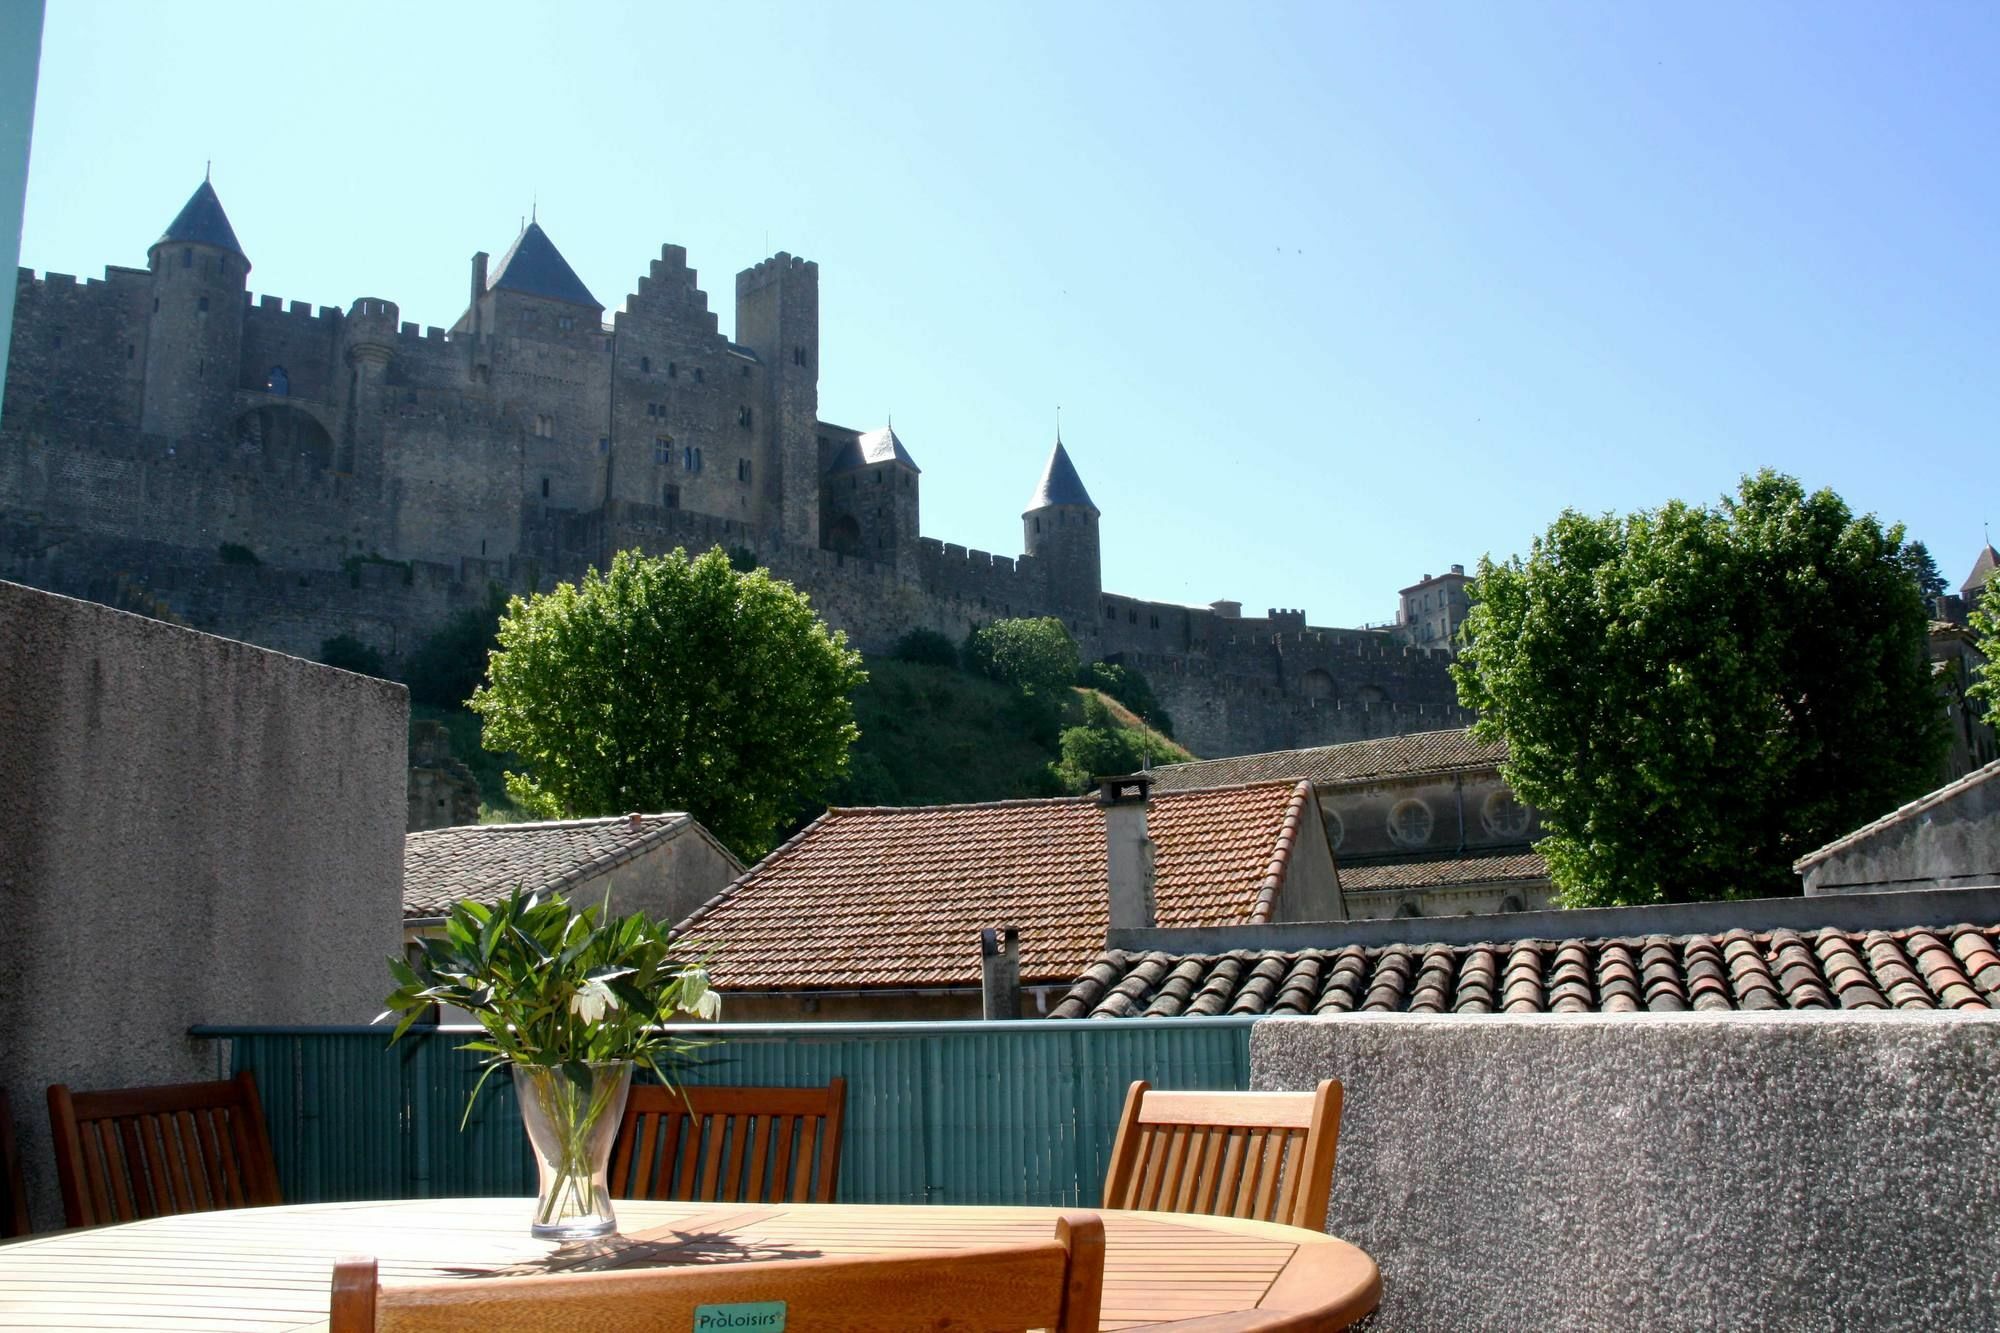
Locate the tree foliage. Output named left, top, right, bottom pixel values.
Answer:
left=1968, top=588, right=2000, bottom=720
left=1453, top=470, right=1944, bottom=906
left=404, top=584, right=511, bottom=709
left=319, top=633, right=386, bottom=678
left=1050, top=692, right=1184, bottom=793
left=966, top=617, right=1080, bottom=696
left=890, top=627, right=959, bottom=668
left=470, top=547, right=867, bottom=862
left=1079, top=660, right=1174, bottom=738
left=1902, top=540, right=1948, bottom=604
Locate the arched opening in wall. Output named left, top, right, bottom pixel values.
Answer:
left=1354, top=684, right=1389, bottom=708
left=234, top=404, right=334, bottom=473
left=1396, top=900, right=1424, bottom=918
left=1301, top=668, right=1335, bottom=699
left=264, top=366, right=289, bottom=396
left=827, top=515, right=862, bottom=557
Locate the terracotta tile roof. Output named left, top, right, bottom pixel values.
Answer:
left=1145, top=728, right=1505, bottom=793
left=680, top=781, right=1320, bottom=991
left=403, top=813, right=732, bottom=919
left=1339, top=849, right=1550, bottom=893
left=1051, top=925, right=2000, bottom=1018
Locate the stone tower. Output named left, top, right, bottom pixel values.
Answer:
left=1023, top=437, right=1101, bottom=612
left=140, top=178, right=248, bottom=439
left=734, top=254, right=819, bottom=548
left=824, top=423, right=921, bottom=568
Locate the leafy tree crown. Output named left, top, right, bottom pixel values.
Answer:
left=470, top=547, right=866, bottom=862
left=966, top=617, right=1080, bottom=696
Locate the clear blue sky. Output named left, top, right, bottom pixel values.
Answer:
left=19, top=1, right=1996, bottom=625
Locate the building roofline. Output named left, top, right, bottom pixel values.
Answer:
left=1792, top=758, right=2000, bottom=871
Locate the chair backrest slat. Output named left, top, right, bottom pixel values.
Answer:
left=46, top=1072, right=280, bottom=1228
left=0, top=1090, right=29, bottom=1238
left=611, top=1080, right=846, bottom=1205
left=1102, top=1080, right=1343, bottom=1232
left=331, top=1211, right=1104, bottom=1333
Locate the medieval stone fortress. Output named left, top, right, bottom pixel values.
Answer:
left=0, top=179, right=1470, bottom=758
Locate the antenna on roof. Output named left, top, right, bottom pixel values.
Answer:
left=531, top=195, right=537, bottom=224
left=1056, top=404, right=1062, bottom=444
left=204, top=160, right=211, bottom=183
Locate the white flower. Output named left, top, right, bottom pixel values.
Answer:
left=694, top=988, right=722, bottom=1021
left=570, top=977, right=620, bottom=1024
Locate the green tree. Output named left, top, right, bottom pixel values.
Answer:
left=1968, top=588, right=2000, bottom=720
left=318, top=633, right=386, bottom=678
left=1902, top=540, right=1948, bottom=604
left=1079, top=660, right=1174, bottom=738
left=1050, top=692, right=1183, bottom=792
left=471, top=547, right=867, bottom=861
left=966, top=617, right=1079, bottom=696
left=890, top=628, right=959, bottom=668
left=404, top=584, right=510, bottom=709
left=1453, top=470, right=1944, bottom=907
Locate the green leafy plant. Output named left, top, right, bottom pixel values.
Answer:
left=380, top=888, right=717, bottom=1231
left=965, top=616, right=1079, bottom=696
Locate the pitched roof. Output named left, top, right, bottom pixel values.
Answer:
left=1146, top=728, right=1505, bottom=793
left=404, top=813, right=725, bottom=919
left=680, top=781, right=1321, bottom=991
left=1338, top=848, right=1548, bottom=893
left=830, top=425, right=920, bottom=473
left=1025, top=441, right=1098, bottom=515
left=1963, top=544, right=1999, bottom=596
left=1052, top=924, right=2000, bottom=1018
left=488, top=221, right=601, bottom=309
left=156, top=180, right=246, bottom=260
left=1793, top=758, right=2000, bottom=872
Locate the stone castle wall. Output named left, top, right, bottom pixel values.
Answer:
left=0, top=201, right=1470, bottom=759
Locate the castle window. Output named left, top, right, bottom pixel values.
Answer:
left=1150, top=614, right=1160, bottom=629
left=52, top=334, right=62, bottom=350
left=874, top=471, right=883, bottom=486
left=641, top=356, right=650, bottom=373
left=664, top=484, right=680, bottom=509
left=153, top=298, right=159, bottom=313
left=1129, top=610, right=1138, bottom=624
left=668, top=362, right=678, bottom=378
left=1107, top=605, right=1116, bottom=619
left=127, top=344, right=135, bottom=360
left=557, top=316, right=575, bottom=331
left=541, top=477, right=550, bottom=498
left=792, top=345, right=806, bottom=366
left=741, top=365, right=751, bottom=379
left=598, top=436, right=610, bottom=454
left=1034, top=517, right=1041, bottom=533
left=198, top=297, right=210, bottom=314
left=265, top=366, right=289, bottom=396
left=182, top=248, right=192, bottom=268
left=737, top=406, right=752, bottom=428
left=683, top=445, right=703, bottom=473
left=654, top=437, right=672, bottom=464
left=694, top=367, right=704, bottom=383
left=737, top=458, right=752, bottom=483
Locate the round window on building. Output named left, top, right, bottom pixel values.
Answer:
left=1324, top=809, right=1345, bottom=851
left=1481, top=789, right=1533, bottom=838
left=1387, top=798, right=1434, bottom=848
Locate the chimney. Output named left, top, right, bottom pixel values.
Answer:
left=626, top=811, right=643, bottom=834
left=1097, top=773, right=1156, bottom=932
left=980, top=926, right=1021, bottom=1020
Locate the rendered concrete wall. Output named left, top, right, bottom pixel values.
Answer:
left=1802, top=762, right=2000, bottom=894
left=0, top=0, right=40, bottom=418
left=1252, top=1010, right=2000, bottom=1331
left=0, top=580, right=405, bottom=1229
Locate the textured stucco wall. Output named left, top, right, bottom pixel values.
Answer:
left=1802, top=764, right=2000, bottom=894
left=1252, top=1010, right=2000, bottom=1332
left=0, top=580, right=405, bottom=1229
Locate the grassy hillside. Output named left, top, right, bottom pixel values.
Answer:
left=411, top=658, right=1195, bottom=824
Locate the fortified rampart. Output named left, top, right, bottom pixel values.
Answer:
left=0, top=180, right=1471, bottom=759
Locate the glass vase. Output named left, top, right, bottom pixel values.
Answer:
left=512, top=1060, right=634, bottom=1240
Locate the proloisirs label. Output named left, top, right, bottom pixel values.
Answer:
left=694, top=1302, right=787, bottom=1331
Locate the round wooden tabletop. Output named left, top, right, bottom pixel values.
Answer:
left=0, top=1197, right=1380, bottom=1330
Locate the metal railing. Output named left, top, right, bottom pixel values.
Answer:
left=192, top=1019, right=1253, bottom=1208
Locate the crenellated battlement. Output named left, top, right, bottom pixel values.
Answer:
left=244, top=292, right=345, bottom=336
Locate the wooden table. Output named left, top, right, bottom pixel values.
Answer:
left=0, top=1197, right=1379, bottom=1330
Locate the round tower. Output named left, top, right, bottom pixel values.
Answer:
left=140, top=178, right=250, bottom=439
left=1022, top=437, right=1102, bottom=611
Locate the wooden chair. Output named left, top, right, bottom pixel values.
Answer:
left=46, top=1071, right=281, bottom=1228
left=328, top=1210, right=1104, bottom=1333
left=609, top=1078, right=847, bottom=1204
left=1102, top=1079, right=1343, bottom=1232
left=1, top=1089, right=29, bottom=1238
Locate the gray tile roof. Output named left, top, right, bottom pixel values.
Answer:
left=403, top=813, right=704, bottom=919
left=1052, top=924, right=2000, bottom=1018
left=1339, top=849, right=1548, bottom=893
left=1146, top=728, right=1506, bottom=793
left=1025, top=441, right=1097, bottom=515
left=1793, top=758, right=2000, bottom=872
left=830, top=425, right=920, bottom=474
left=156, top=180, right=245, bottom=260
left=488, top=222, right=601, bottom=309
left=1964, top=544, right=1999, bottom=596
